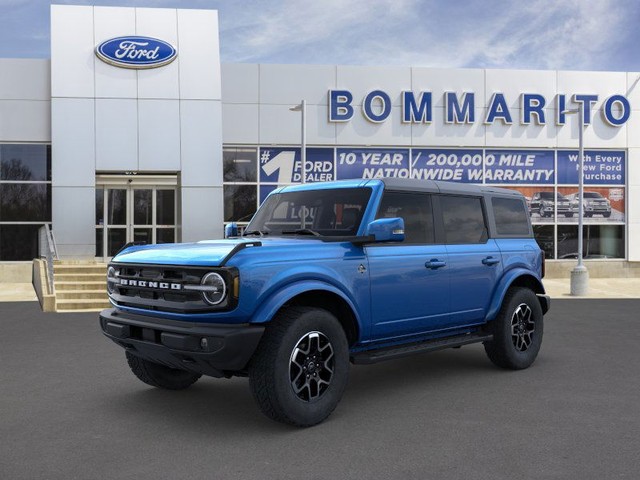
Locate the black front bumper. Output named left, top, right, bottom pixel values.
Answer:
left=99, top=308, right=264, bottom=378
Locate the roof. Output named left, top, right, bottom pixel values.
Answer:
left=277, top=178, right=522, bottom=197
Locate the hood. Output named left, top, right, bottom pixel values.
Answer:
left=113, top=239, right=255, bottom=266
left=112, top=237, right=330, bottom=267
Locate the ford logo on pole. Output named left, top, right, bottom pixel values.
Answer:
left=95, top=36, right=177, bottom=69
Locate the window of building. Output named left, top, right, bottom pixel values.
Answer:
left=557, top=225, right=624, bottom=259
left=0, top=144, right=51, bottom=261
left=440, top=195, right=487, bottom=244
left=376, top=192, right=434, bottom=244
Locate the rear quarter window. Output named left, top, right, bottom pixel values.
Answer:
left=492, top=197, right=530, bottom=236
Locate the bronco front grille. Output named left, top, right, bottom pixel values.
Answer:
left=108, top=263, right=237, bottom=314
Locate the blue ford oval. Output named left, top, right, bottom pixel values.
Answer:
left=95, top=36, right=177, bottom=69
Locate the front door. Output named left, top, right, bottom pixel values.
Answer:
left=95, top=176, right=177, bottom=259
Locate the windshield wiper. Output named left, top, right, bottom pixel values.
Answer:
left=282, top=228, right=321, bottom=237
left=243, top=230, right=268, bottom=237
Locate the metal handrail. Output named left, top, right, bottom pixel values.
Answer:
left=38, top=224, right=58, bottom=294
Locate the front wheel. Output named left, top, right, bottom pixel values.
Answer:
left=484, top=287, right=543, bottom=370
left=248, top=307, right=349, bottom=427
left=125, top=351, right=201, bottom=390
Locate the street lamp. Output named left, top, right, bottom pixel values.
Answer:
left=289, top=100, right=307, bottom=183
left=562, top=104, right=588, bottom=295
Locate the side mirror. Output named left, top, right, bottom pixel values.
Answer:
left=364, top=218, right=405, bottom=243
left=224, top=222, right=238, bottom=238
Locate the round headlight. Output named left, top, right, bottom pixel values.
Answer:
left=201, top=272, right=226, bottom=305
left=107, top=266, right=117, bottom=295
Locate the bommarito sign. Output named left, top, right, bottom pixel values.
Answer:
left=328, top=90, right=631, bottom=127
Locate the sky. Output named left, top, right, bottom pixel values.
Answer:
left=1, top=0, right=639, bottom=72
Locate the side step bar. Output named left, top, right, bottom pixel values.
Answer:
left=350, top=332, right=493, bottom=365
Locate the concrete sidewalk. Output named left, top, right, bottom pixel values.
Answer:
left=0, top=278, right=639, bottom=304
left=542, top=277, right=640, bottom=299
left=0, top=283, right=37, bottom=302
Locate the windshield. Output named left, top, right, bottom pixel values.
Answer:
left=539, top=192, right=567, bottom=200
left=245, top=187, right=372, bottom=237
left=584, top=192, right=604, bottom=199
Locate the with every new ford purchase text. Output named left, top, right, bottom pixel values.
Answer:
left=100, top=179, right=550, bottom=427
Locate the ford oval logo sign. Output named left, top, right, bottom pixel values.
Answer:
left=95, top=36, right=177, bottom=69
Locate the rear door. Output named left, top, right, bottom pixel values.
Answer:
left=366, top=191, right=450, bottom=340
left=437, top=194, right=503, bottom=326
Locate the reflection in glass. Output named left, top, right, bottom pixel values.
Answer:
left=96, top=228, right=104, bottom=257
left=107, top=228, right=127, bottom=257
left=223, top=147, right=257, bottom=182
left=107, top=189, right=126, bottom=225
left=133, top=228, right=152, bottom=245
left=0, top=144, right=51, bottom=181
left=533, top=225, right=555, bottom=260
left=224, top=185, right=257, bottom=222
left=156, top=228, right=175, bottom=244
left=156, top=190, right=175, bottom=225
left=133, top=189, right=153, bottom=225
left=0, top=184, right=51, bottom=222
left=0, top=224, right=41, bottom=260
left=95, top=188, right=104, bottom=226
left=557, top=225, right=624, bottom=259
left=440, top=196, right=486, bottom=244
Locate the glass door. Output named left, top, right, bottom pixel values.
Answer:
left=95, top=177, right=177, bottom=259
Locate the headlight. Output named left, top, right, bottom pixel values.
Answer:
left=107, top=266, right=117, bottom=294
left=200, top=272, right=227, bottom=305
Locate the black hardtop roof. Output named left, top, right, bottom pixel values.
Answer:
left=377, top=178, right=522, bottom=197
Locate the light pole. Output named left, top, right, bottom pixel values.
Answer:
left=562, top=104, right=589, bottom=295
left=289, top=100, right=306, bottom=183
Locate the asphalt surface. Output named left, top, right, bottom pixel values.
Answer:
left=1, top=300, right=639, bottom=480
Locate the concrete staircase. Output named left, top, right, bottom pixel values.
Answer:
left=53, top=261, right=110, bottom=312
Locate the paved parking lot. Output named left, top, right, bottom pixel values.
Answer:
left=1, top=300, right=639, bottom=480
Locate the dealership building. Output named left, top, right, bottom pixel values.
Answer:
left=1, top=4, right=640, bottom=282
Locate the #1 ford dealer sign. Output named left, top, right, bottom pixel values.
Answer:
left=95, top=36, right=177, bottom=69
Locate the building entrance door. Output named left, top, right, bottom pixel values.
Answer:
left=95, top=175, right=177, bottom=259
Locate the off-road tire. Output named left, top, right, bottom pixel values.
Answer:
left=484, top=287, right=543, bottom=370
left=248, top=306, right=349, bottom=427
left=125, top=351, right=201, bottom=390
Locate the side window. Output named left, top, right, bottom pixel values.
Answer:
left=440, top=195, right=487, bottom=244
left=376, top=192, right=434, bottom=244
left=492, top=197, right=530, bottom=236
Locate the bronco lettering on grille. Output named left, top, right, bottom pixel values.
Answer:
left=120, top=279, right=182, bottom=290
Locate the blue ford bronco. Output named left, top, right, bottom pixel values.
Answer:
left=100, top=178, right=550, bottom=427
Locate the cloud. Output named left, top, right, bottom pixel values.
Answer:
left=217, top=0, right=638, bottom=71
left=0, top=0, right=637, bottom=71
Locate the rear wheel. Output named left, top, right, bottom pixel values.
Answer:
left=125, top=351, right=201, bottom=390
left=484, top=287, right=543, bottom=370
left=248, top=306, right=349, bottom=427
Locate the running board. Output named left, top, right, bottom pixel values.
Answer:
left=350, top=333, right=493, bottom=365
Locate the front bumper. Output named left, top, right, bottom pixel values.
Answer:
left=99, top=308, right=264, bottom=377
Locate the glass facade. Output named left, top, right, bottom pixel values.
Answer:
left=222, top=146, right=627, bottom=260
left=0, top=144, right=52, bottom=260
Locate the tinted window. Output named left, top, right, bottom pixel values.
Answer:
left=376, top=192, right=434, bottom=244
left=223, top=147, right=257, bottom=182
left=0, top=144, right=51, bottom=181
left=492, top=197, right=530, bottom=236
left=440, top=195, right=486, bottom=244
left=224, top=185, right=257, bottom=222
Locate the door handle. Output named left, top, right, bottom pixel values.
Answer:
left=425, top=259, right=446, bottom=269
left=482, top=256, right=500, bottom=266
